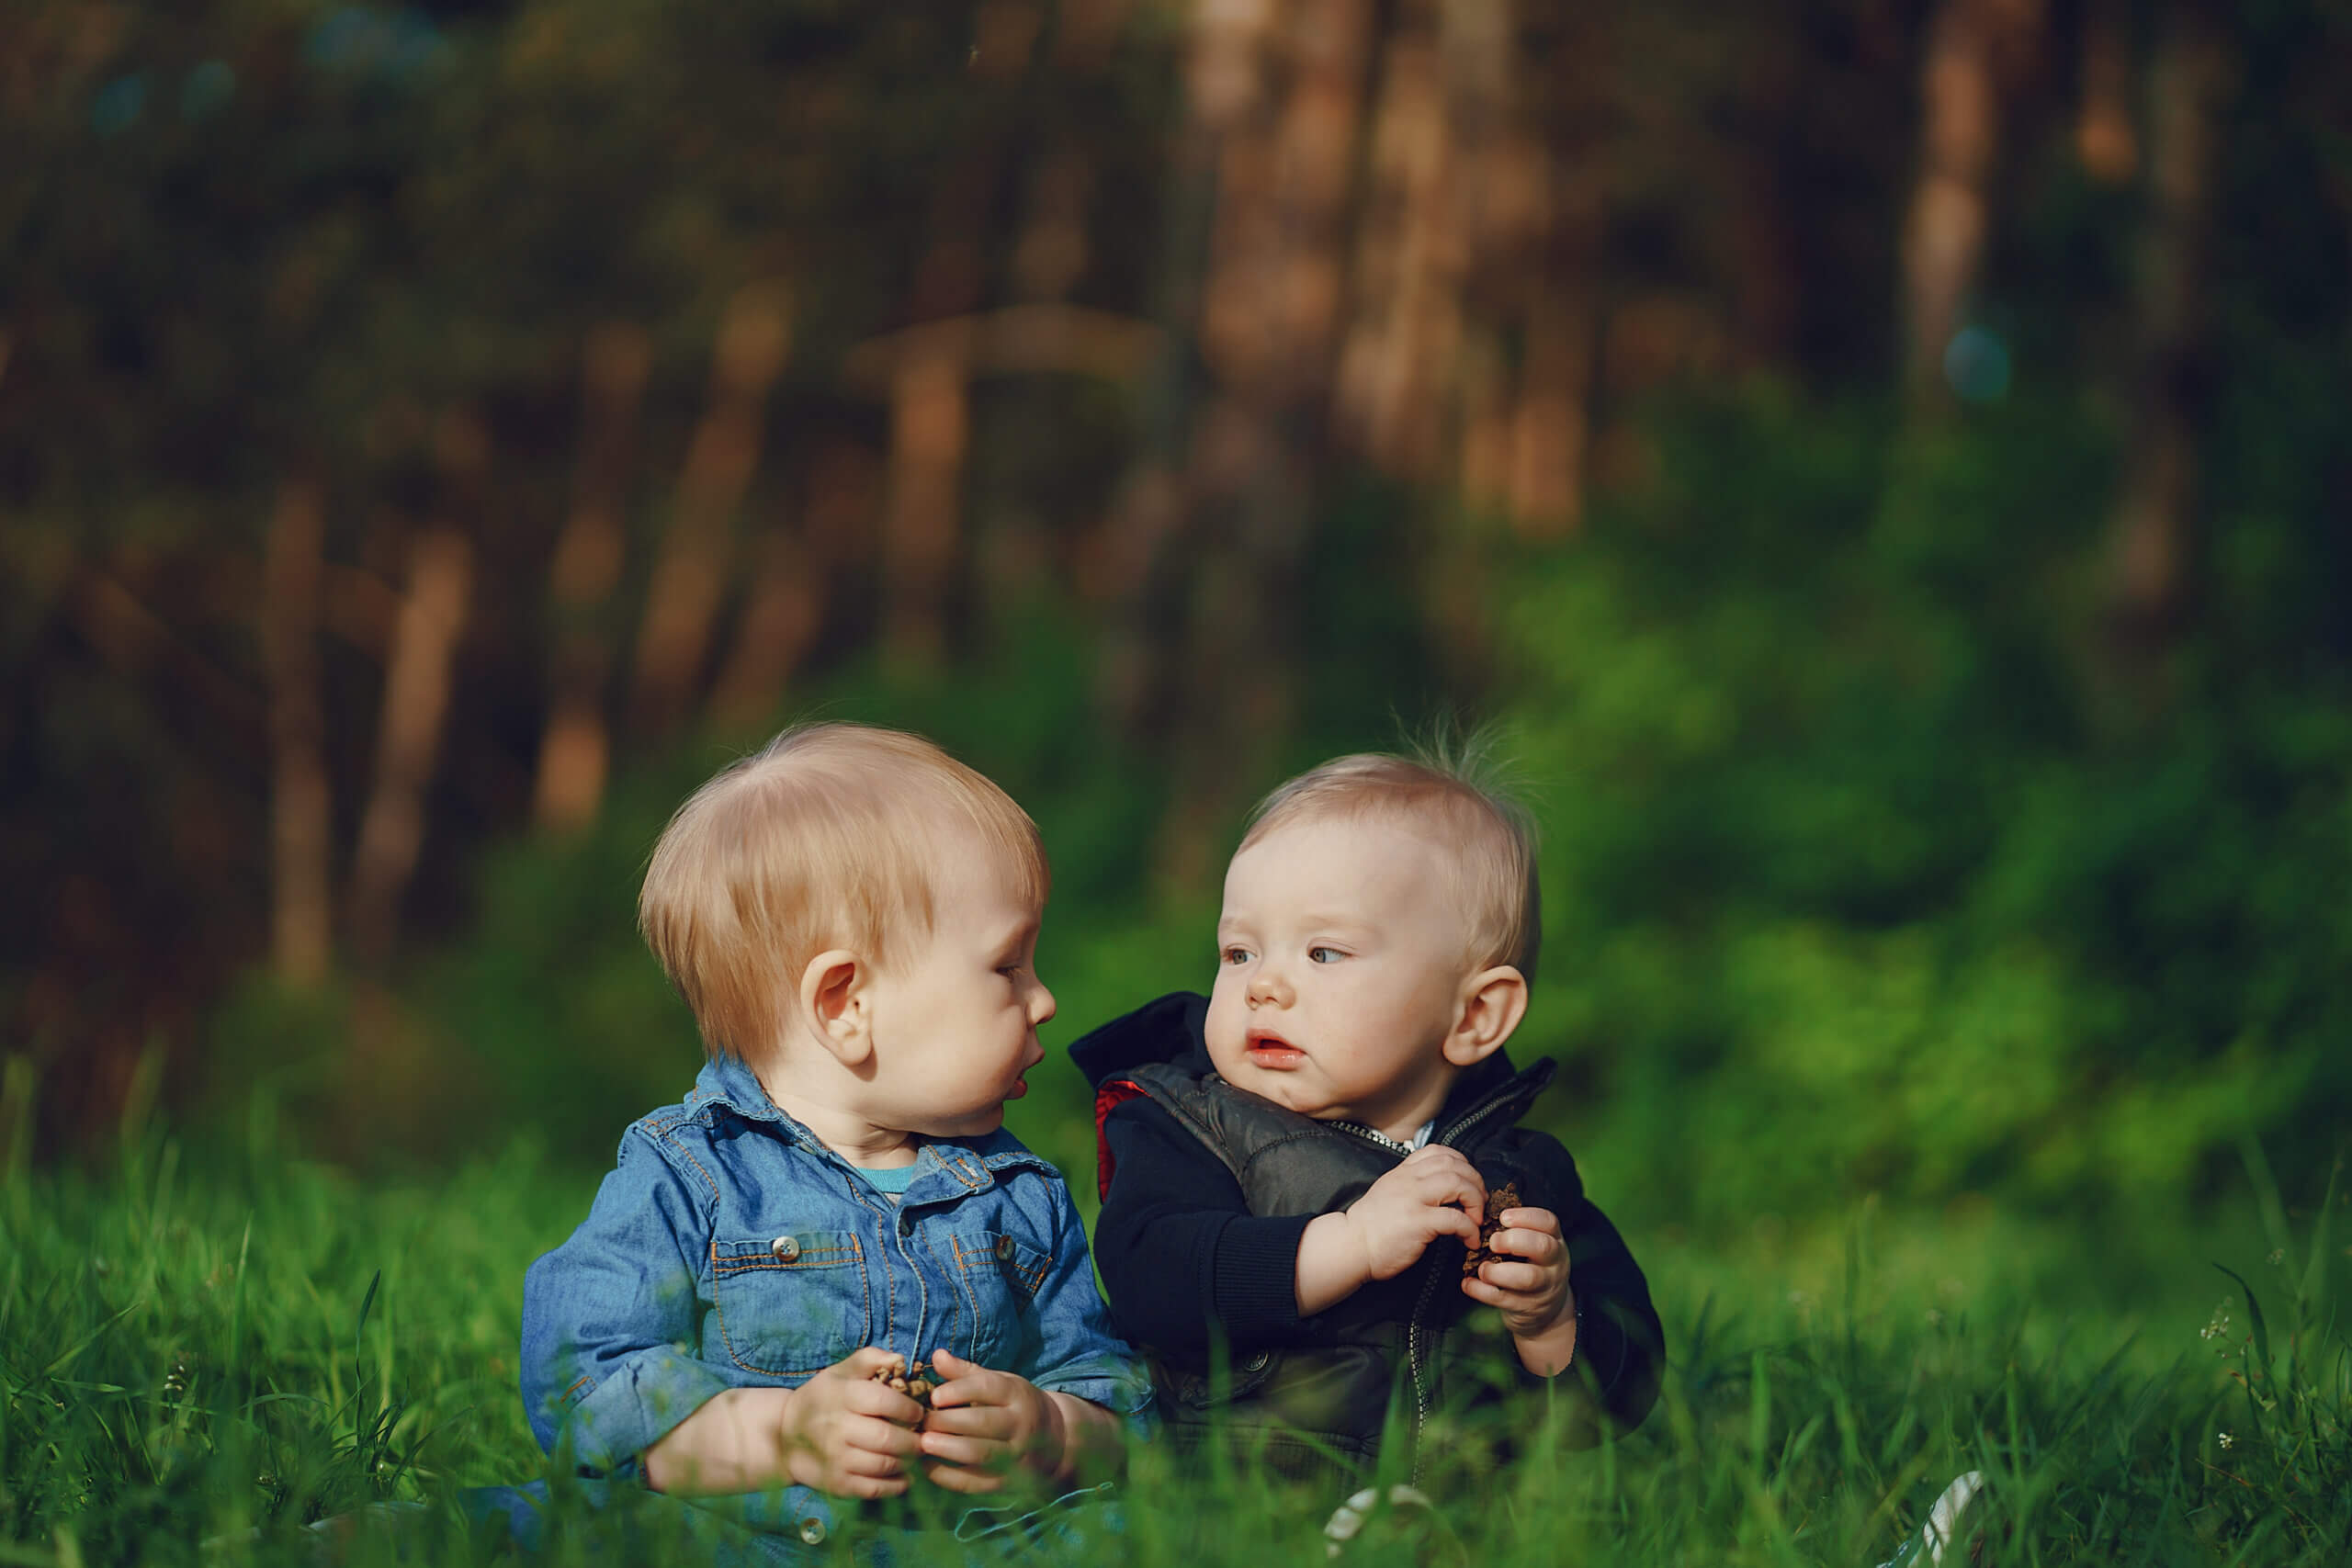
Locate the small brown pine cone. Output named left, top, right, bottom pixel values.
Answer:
left=867, top=1356, right=940, bottom=1410
left=1462, top=1181, right=1521, bottom=1277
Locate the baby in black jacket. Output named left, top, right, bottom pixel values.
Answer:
left=1072, top=750, right=1662, bottom=1478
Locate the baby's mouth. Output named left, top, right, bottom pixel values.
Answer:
left=1245, top=1030, right=1306, bottom=1069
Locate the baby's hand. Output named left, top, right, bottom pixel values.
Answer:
left=775, top=1346, right=928, bottom=1498
left=1461, top=1203, right=1577, bottom=1352
left=912, top=1348, right=1067, bottom=1493
left=1342, top=1145, right=1487, bottom=1282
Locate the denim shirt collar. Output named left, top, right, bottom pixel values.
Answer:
left=682, top=1055, right=1057, bottom=1201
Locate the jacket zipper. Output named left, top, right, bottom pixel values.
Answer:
left=1325, top=1071, right=1541, bottom=1479
left=1408, top=1085, right=1531, bottom=1478
left=1326, top=1121, right=1412, bottom=1156
left=1432, top=1088, right=1525, bottom=1151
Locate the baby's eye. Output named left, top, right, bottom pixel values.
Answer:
left=1220, top=945, right=1254, bottom=966
left=1306, top=946, right=1343, bottom=964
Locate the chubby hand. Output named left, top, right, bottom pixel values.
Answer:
left=776, top=1346, right=928, bottom=1498
left=913, top=1348, right=1068, bottom=1494
left=1461, top=1203, right=1577, bottom=1347
left=1343, top=1145, right=1488, bottom=1282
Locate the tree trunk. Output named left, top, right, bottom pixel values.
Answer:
left=705, top=437, right=881, bottom=733
left=707, top=508, right=825, bottom=736
left=1901, top=0, right=2044, bottom=414
left=535, top=321, right=650, bottom=832
left=347, top=413, right=482, bottom=964
left=1133, top=0, right=1372, bottom=889
left=1508, top=283, right=1594, bottom=536
left=1335, top=1, right=1452, bottom=474
left=262, top=476, right=333, bottom=985
left=2103, top=0, right=2228, bottom=695
left=628, top=284, right=791, bottom=732
left=2076, top=0, right=2138, bottom=182
left=879, top=326, right=973, bottom=670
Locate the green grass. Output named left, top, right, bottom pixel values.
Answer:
left=2, top=1126, right=2345, bottom=1566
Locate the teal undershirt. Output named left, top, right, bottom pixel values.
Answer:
left=854, top=1163, right=920, bottom=1198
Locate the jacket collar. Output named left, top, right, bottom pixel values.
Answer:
left=682, top=1055, right=1055, bottom=1184
left=1431, top=1054, right=1555, bottom=1145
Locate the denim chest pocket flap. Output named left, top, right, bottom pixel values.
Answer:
left=710, top=1229, right=873, bottom=1378
left=950, top=1228, right=1052, bottom=1362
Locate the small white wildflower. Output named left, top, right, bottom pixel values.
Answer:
left=2218, top=1431, right=2234, bottom=1450
left=2201, top=1302, right=2232, bottom=1341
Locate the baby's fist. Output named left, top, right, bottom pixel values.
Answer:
left=1343, top=1146, right=1487, bottom=1282
left=1461, top=1204, right=1574, bottom=1341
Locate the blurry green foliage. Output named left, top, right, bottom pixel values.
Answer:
left=327, top=384, right=2352, bottom=1247
left=1501, top=393, right=2352, bottom=1231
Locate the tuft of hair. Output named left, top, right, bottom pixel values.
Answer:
left=639, top=723, right=1048, bottom=1063
left=1238, top=726, right=1541, bottom=986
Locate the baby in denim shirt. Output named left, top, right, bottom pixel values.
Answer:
left=520, top=723, right=1149, bottom=1543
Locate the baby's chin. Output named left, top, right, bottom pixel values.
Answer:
left=1213, top=1056, right=1325, bottom=1111
left=905, top=1104, right=1008, bottom=1139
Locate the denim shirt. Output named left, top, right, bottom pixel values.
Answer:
left=521, top=1055, right=1153, bottom=1488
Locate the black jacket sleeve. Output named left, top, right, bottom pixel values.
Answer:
left=1091, top=1097, right=1317, bottom=1356
left=1516, top=1133, right=1664, bottom=1438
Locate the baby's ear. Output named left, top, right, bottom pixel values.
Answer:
left=797, top=949, right=875, bottom=1066
left=1443, top=966, right=1529, bottom=1066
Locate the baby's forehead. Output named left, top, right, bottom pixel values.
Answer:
left=1223, top=812, right=1464, bottom=908
left=915, top=820, right=1047, bottom=898
left=1237, top=804, right=1463, bottom=863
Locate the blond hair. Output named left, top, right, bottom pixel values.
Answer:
left=639, top=723, right=1048, bottom=1062
left=1239, top=739, right=1540, bottom=985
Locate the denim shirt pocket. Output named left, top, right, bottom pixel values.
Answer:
left=950, top=1229, right=1051, bottom=1366
left=709, top=1229, right=873, bottom=1378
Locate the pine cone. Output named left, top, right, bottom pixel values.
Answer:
left=1461, top=1182, right=1521, bottom=1277
left=868, top=1355, right=939, bottom=1409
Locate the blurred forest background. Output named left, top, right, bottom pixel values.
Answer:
left=4, top=0, right=2347, bottom=1261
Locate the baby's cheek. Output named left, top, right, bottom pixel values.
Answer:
left=1200, top=998, right=1250, bottom=1068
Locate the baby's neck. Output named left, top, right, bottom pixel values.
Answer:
left=752, top=1066, right=922, bottom=1168
left=1346, top=1070, right=1456, bottom=1145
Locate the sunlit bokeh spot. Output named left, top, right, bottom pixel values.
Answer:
left=306, top=6, right=447, bottom=82
left=1943, top=325, right=2012, bottom=404
left=89, top=74, right=146, bottom=136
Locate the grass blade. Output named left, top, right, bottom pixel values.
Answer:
left=40, top=1301, right=139, bottom=1381
left=2300, top=1148, right=2340, bottom=1313
left=2214, top=1265, right=2273, bottom=1385
left=355, top=1269, right=381, bottom=1366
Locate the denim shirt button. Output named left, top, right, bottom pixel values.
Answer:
left=770, top=1235, right=800, bottom=1262
left=797, top=1517, right=826, bottom=1545
left=994, top=1235, right=1014, bottom=1261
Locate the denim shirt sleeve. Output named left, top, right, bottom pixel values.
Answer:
left=1023, top=1176, right=1158, bottom=1437
left=521, top=1130, right=732, bottom=1473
